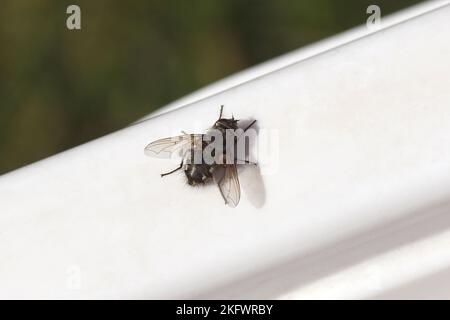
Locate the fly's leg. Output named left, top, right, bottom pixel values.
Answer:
left=243, top=120, right=257, bottom=132
left=161, top=160, right=184, bottom=177
left=218, top=105, right=224, bottom=120
left=235, top=158, right=257, bottom=165
left=235, top=119, right=257, bottom=143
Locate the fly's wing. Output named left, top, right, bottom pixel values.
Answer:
left=217, top=165, right=241, bottom=207
left=144, top=134, right=203, bottom=159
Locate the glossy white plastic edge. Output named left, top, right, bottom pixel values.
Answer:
left=142, top=0, right=450, bottom=120
left=0, top=1, right=450, bottom=299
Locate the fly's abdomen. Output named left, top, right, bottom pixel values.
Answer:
left=184, top=164, right=214, bottom=186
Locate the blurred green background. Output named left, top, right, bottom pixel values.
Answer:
left=0, top=0, right=423, bottom=174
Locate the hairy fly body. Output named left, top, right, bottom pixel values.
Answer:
left=145, top=105, right=256, bottom=207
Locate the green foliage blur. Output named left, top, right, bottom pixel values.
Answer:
left=0, top=0, right=423, bottom=174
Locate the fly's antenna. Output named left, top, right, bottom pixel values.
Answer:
left=218, top=105, right=224, bottom=120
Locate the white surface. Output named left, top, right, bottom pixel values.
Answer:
left=1, top=1, right=450, bottom=299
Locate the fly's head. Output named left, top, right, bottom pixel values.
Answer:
left=213, top=117, right=239, bottom=131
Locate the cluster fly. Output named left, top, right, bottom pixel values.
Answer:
left=145, top=105, right=257, bottom=207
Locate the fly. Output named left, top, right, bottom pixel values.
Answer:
left=145, top=105, right=256, bottom=207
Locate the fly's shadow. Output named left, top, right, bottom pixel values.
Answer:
left=234, top=119, right=266, bottom=209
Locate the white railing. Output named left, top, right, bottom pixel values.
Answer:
left=0, top=0, right=450, bottom=299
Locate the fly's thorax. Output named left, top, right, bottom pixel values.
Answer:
left=185, top=147, right=204, bottom=165
left=204, top=120, right=245, bottom=166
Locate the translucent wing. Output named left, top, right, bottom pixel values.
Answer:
left=144, top=134, right=203, bottom=159
left=217, top=165, right=241, bottom=207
